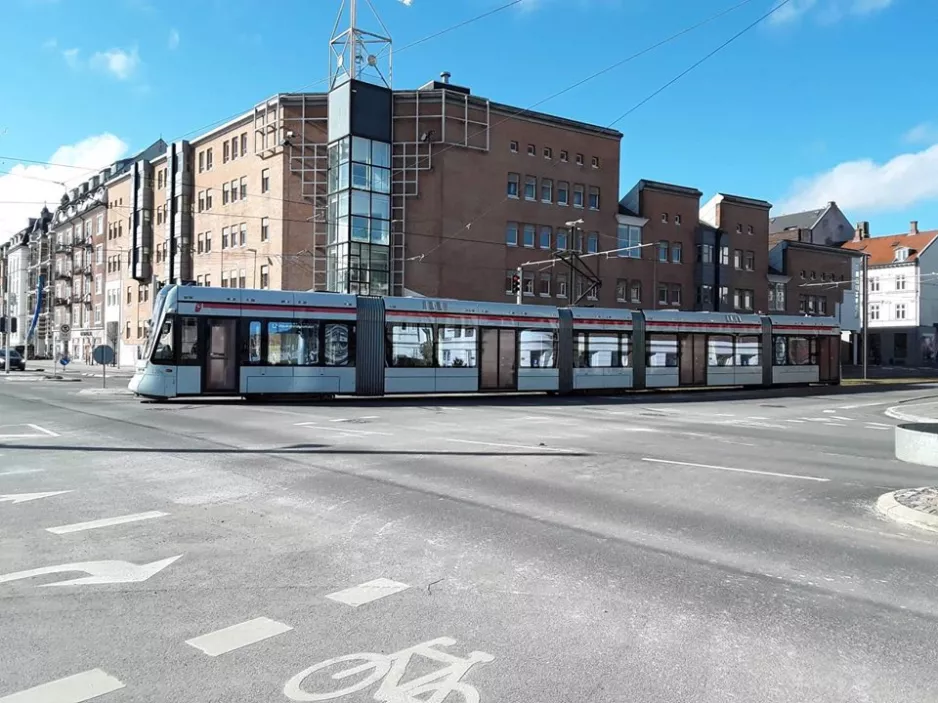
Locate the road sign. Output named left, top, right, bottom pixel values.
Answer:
left=60, top=323, right=70, bottom=335
left=0, top=555, right=181, bottom=587
left=59, top=356, right=70, bottom=367
left=92, top=345, right=115, bottom=365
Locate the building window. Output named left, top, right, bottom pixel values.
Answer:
left=674, top=214, right=682, bottom=226
left=539, top=226, right=551, bottom=249
left=126, top=286, right=132, bottom=304
left=588, top=186, right=600, bottom=210
left=523, top=224, right=536, bottom=248
left=240, top=223, right=247, bottom=246
left=870, top=277, right=880, bottom=292
left=239, top=176, right=247, bottom=200
left=507, top=172, right=519, bottom=198
left=657, top=284, right=669, bottom=306
left=261, top=168, right=270, bottom=193
left=557, top=273, right=568, bottom=298
left=818, top=297, right=827, bottom=315
left=557, top=181, right=569, bottom=206
left=670, top=284, right=682, bottom=306
left=559, top=150, right=568, bottom=162
left=95, top=244, right=104, bottom=264
left=260, top=265, right=270, bottom=289
left=239, top=269, right=246, bottom=288
left=657, top=241, right=669, bottom=263
left=539, top=273, right=551, bottom=297
left=587, top=232, right=598, bottom=254
left=630, top=282, right=642, bottom=303
left=205, top=190, right=213, bottom=210
left=616, top=279, right=627, bottom=303
left=661, top=213, right=668, bottom=223
left=747, top=225, right=753, bottom=235
left=543, top=146, right=552, bottom=159
left=896, top=303, right=906, bottom=319
left=896, top=275, right=906, bottom=290
left=507, top=140, right=518, bottom=154
left=768, top=282, right=786, bottom=312
left=241, top=132, right=248, bottom=156
left=524, top=176, right=536, bottom=200
left=231, top=136, right=239, bottom=159
left=540, top=179, right=553, bottom=202
left=261, top=217, right=269, bottom=242
left=697, top=244, right=713, bottom=264
left=736, top=224, right=742, bottom=233
left=197, top=233, right=204, bottom=254
left=575, top=153, right=584, bottom=165
left=744, top=250, right=755, bottom=271
left=894, top=247, right=909, bottom=262
left=526, top=144, right=535, bottom=156
left=523, top=271, right=535, bottom=296
left=222, top=226, right=229, bottom=249
left=591, top=156, right=599, bottom=169
left=573, top=184, right=584, bottom=208
left=223, top=141, right=230, bottom=163
left=697, top=285, right=713, bottom=308
left=505, top=222, right=518, bottom=247
left=556, top=227, right=568, bottom=251
left=671, top=242, right=682, bottom=263
left=734, top=249, right=743, bottom=270
left=198, top=191, right=205, bottom=212
left=198, top=151, right=204, bottom=173
left=617, top=224, right=642, bottom=258
left=230, top=179, right=239, bottom=202
left=205, top=231, right=212, bottom=252
left=206, top=147, right=213, bottom=170
left=869, top=303, right=880, bottom=320
left=719, top=246, right=729, bottom=266
left=222, top=183, right=230, bottom=205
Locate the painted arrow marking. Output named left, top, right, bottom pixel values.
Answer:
left=0, top=555, right=182, bottom=588
left=0, top=490, right=73, bottom=505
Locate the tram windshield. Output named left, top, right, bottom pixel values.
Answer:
left=143, top=285, right=173, bottom=362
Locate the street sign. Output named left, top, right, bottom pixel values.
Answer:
left=92, top=345, right=115, bottom=365
left=60, top=323, right=70, bottom=335
left=59, top=357, right=70, bottom=367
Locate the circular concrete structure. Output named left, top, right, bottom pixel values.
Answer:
left=895, top=423, right=938, bottom=468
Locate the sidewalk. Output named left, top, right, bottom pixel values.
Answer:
left=885, top=399, right=938, bottom=424
left=26, top=359, right=136, bottom=378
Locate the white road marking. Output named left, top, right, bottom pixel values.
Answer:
left=294, top=422, right=391, bottom=437
left=445, top=438, right=576, bottom=453
left=641, top=457, right=830, bottom=482
left=823, top=409, right=836, bottom=413
left=185, top=617, right=293, bottom=656
left=0, top=423, right=59, bottom=440
left=325, top=578, right=411, bottom=607
left=0, top=668, right=124, bottom=703
left=46, top=511, right=168, bottom=535
left=866, top=422, right=892, bottom=428
left=0, top=556, right=181, bottom=588
left=825, top=422, right=846, bottom=427
left=0, top=491, right=72, bottom=505
left=866, top=425, right=891, bottom=431
left=746, top=416, right=769, bottom=420
left=786, top=419, right=806, bottom=423
left=837, top=401, right=891, bottom=410
left=26, top=424, right=59, bottom=437
left=828, top=416, right=854, bottom=422
left=0, top=469, right=44, bottom=477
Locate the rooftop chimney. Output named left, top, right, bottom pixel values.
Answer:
left=827, top=201, right=835, bottom=209
left=440, top=71, right=451, bottom=84
left=910, top=220, right=919, bottom=234
left=854, top=221, right=870, bottom=241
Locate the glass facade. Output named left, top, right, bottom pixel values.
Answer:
left=326, top=135, right=392, bottom=295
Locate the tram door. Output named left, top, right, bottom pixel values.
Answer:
left=203, top=318, right=239, bottom=393
left=818, top=336, right=839, bottom=382
left=480, top=328, right=517, bottom=391
left=678, top=333, right=707, bottom=386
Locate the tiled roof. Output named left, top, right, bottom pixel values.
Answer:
left=842, top=231, right=938, bottom=266
left=769, top=207, right=826, bottom=234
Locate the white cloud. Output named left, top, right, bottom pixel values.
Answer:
left=398, top=0, right=413, bottom=5
left=903, top=122, right=938, bottom=145
left=168, top=28, right=180, bottom=50
left=89, top=47, right=140, bottom=80
left=62, top=47, right=80, bottom=69
left=42, top=38, right=57, bottom=50
left=770, top=0, right=893, bottom=24
left=775, top=143, right=938, bottom=215
left=0, top=134, right=128, bottom=240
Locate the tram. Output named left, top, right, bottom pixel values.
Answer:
left=129, top=283, right=841, bottom=400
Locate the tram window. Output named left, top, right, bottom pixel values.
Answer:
left=437, top=326, right=477, bottom=367
left=735, top=336, right=761, bottom=366
left=647, top=334, right=678, bottom=367
left=387, top=324, right=434, bottom=367
left=324, top=323, right=354, bottom=366
left=773, top=335, right=817, bottom=365
left=151, top=317, right=174, bottom=363
left=588, top=334, right=618, bottom=368
left=245, top=320, right=263, bottom=364
left=707, top=335, right=734, bottom=367
left=573, top=332, right=588, bottom=368
left=520, top=330, right=557, bottom=368
left=179, top=317, right=199, bottom=364
left=268, top=320, right=319, bottom=365
left=620, top=334, right=632, bottom=367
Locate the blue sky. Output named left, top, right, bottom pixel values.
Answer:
left=1, top=0, right=936, bottom=239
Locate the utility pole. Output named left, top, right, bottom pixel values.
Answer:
left=2, top=246, right=9, bottom=375
left=862, top=252, right=869, bottom=381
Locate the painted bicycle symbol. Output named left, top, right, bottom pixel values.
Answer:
left=283, top=637, right=494, bottom=703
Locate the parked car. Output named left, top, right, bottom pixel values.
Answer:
left=0, top=349, right=25, bottom=371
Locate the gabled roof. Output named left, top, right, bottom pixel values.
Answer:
left=842, top=231, right=938, bottom=266
left=769, top=206, right=827, bottom=234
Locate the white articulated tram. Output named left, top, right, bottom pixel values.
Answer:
left=129, top=284, right=842, bottom=400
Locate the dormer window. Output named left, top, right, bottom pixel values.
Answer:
left=894, top=247, right=909, bottom=262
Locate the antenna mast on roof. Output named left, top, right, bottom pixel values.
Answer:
left=329, top=0, right=393, bottom=89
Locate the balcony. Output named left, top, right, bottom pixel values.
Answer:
left=53, top=297, right=69, bottom=307
left=55, top=271, right=72, bottom=281
left=83, top=293, right=92, bottom=306
left=55, top=245, right=71, bottom=255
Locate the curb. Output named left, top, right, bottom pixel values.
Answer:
left=876, top=490, right=938, bottom=533
left=78, top=388, right=132, bottom=395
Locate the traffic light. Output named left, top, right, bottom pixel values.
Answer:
left=511, top=274, right=521, bottom=295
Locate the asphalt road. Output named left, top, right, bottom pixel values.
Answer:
left=1, top=378, right=937, bottom=702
